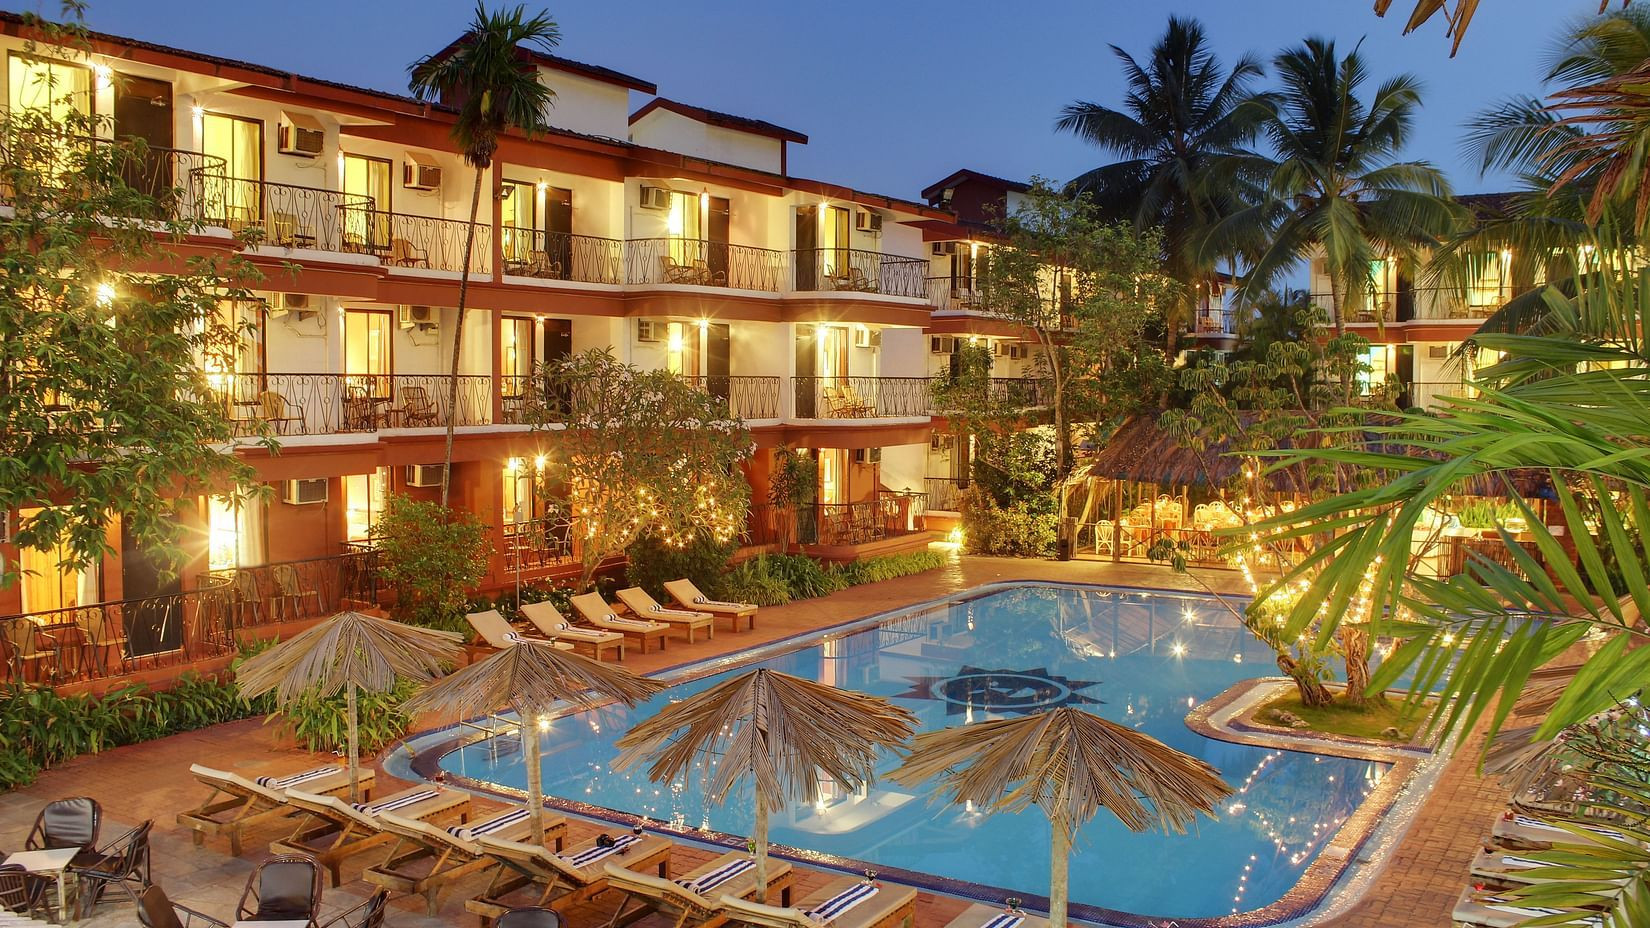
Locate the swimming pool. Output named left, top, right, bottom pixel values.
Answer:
left=429, top=583, right=1396, bottom=924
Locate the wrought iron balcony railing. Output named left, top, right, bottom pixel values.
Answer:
left=791, top=376, right=934, bottom=419
left=200, top=177, right=373, bottom=252
left=794, top=248, right=929, bottom=299
left=812, top=493, right=929, bottom=546
left=335, top=206, right=492, bottom=274
left=625, top=237, right=787, bottom=292
left=924, top=476, right=965, bottom=511
left=212, top=372, right=493, bottom=435
left=927, top=276, right=983, bottom=312
left=501, top=228, right=624, bottom=285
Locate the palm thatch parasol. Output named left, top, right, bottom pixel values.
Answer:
left=612, top=668, right=916, bottom=902
left=402, top=640, right=663, bottom=847
left=236, top=610, right=463, bottom=802
left=888, top=706, right=1232, bottom=928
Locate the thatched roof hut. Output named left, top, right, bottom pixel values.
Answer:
left=1083, top=416, right=1307, bottom=491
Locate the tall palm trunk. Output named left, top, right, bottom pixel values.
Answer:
left=440, top=162, right=487, bottom=508
left=1327, top=271, right=1347, bottom=338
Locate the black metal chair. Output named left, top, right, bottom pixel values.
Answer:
left=136, top=884, right=225, bottom=928
left=237, top=855, right=323, bottom=928
left=25, top=796, right=101, bottom=867
left=70, top=819, right=152, bottom=918
left=497, top=906, right=566, bottom=928
left=320, top=889, right=388, bottom=928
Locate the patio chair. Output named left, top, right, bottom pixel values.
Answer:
left=259, top=390, right=305, bottom=435
left=388, top=237, right=429, bottom=268
left=565, top=594, right=669, bottom=654
left=498, top=907, right=564, bottom=928
left=392, top=386, right=438, bottom=428
left=342, top=387, right=378, bottom=432
left=602, top=851, right=794, bottom=928
left=465, top=609, right=572, bottom=653
left=662, top=578, right=756, bottom=633
left=136, top=884, right=224, bottom=928
left=69, top=819, right=153, bottom=919
left=0, top=620, right=50, bottom=684
left=237, top=854, right=323, bottom=928
left=269, top=211, right=300, bottom=246
left=272, top=564, right=322, bottom=621
left=26, top=797, right=100, bottom=868
left=517, top=601, right=625, bottom=662
left=365, top=806, right=566, bottom=916
left=941, top=903, right=1048, bottom=928
left=464, top=830, right=672, bottom=924
left=75, top=607, right=127, bottom=676
left=613, top=588, right=715, bottom=644
left=1449, top=886, right=1605, bottom=928
left=846, top=267, right=876, bottom=292
left=0, top=863, right=45, bottom=921
left=716, top=875, right=918, bottom=928
left=275, top=786, right=465, bottom=887
left=230, top=569, right=264, bottom=627
left=692, top=259, right=726, bottom=287
left=342, top=232, right=369, bottom=255
left=661, top=255, right=698, bottom=284
left=177, top=763, right=370, bottom=857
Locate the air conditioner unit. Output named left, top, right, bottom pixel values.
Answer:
left=639, top=185, right=670, bottom=210
left=277, top=115, right=324, bottom=157
left=268, top=292, right=317, bottom=322
left=398, top=305, right=436, bottom=330
left=929, top=335, right=957, bottom=354
left=856, top=210, right=883, bottom=234
left=931, top=241, right=958, bottom=256
left=853, top=325, right=876, bottom=349
left=404, top=158, right=442, bottom=191
left=283, top=478, right=329, bottom=505
left=405, top=464, right=446, bottom=487
left=852, top=447, right=883, bottom=464
left=636, top=319, right=663, bottom=342
left=1427, top=345, right=1450, bottom=359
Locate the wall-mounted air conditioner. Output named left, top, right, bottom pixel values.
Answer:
left=404, top=154, right=442, bottom=190
left=277, top=112, right=324, bottom=157
left=931, top=241, right=958, bottom=255
left=856, top=210, right=883, bottom=234
left=398, top=305, right=436, bottom=330
left=1427, top=345, right=1450, bottom=359
left=636, top=319, right=663, bottom=342
left=269, top=292, right=317, bottom=322
left=283, top=478, right=329, bottom=505
left=405, top=464, right=446, bottom=487
left=639, top=186, right=670, bottom=210
left=852, top=447, right=882, bottom=464
left=853, top=326, right=881, bottom=349
left=929, top=335, right=957, bottom=354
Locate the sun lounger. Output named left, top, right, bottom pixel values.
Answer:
left=612, top=588, right=715, bottom=643
left=718, top=875, right=917, bottom=928
left=664, top=579, right=756, bottom=633
left=603, top=852, right=795, bottom=928
left=519, top=601, right=626, bottom=662
left=942, top=903, right=1049, bottom=928
left=567, top=593, right=670, bottom=653
left=273, top=786, right=469, bottom=887
left=1491, top=811, right=1633, bottom=849
left=465, top=829, right=673, bottom=924
left=176, top=763, right=372, bottom=856
left=365, top=805, right=567, bottom=916
left=1451, top=887, right=1604, bottom=927
left=468, top=609, right=574, bottom=652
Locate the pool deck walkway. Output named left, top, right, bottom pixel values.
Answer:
left=2, top=554, right=1513, bottom=928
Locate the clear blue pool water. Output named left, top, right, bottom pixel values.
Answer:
left=438, top=583, right=1389, bottom=922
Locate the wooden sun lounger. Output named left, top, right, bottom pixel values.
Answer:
left=942, top=903, right=1049, bottom=928
left=176, top=763, right=372, bottom=856
left=365, top=805, right=567, bottom=915
left=468, top=608, right=574, bottom=652
left=1491, top=811, right=1634, bottom=849
left=519, top=600, right=626, bottom=662
left=611, top=588, right=715, bottom=643
left=567, top=593, right=670, bottom=653
left=274, top=785, right=470, bottom=887
left=1451, top=886, right=1604, bottom=927
left=663, top=579, right=756, bottom=633
left=717, top=875, right=917, bottom=928
left=602, top=852, right=795, bottom=928
left=465, top=830, right=673, bottom=924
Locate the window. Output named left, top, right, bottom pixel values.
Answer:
left=200, top=113, right=262, bottom=224
left=344, top=309, right=392, bottom=397
left=502, top=457, right=539, bottom=524
left=1467, top=251, right=1511, bottom=309
left=206, top=495, right=264, bottom=571
left=951, top=245, right=975, bottom=295
left=1366, top=257, right=1398, bottom=318
left=9, top=53, right=91, bottom=119
left=500, top=317, right=535, bottom=390
left=664, top=321, right=699, bottom=377
left=344, top=469, right=387, bottom=542
left=342, top=154, right=392, bottom=249
left=16, top=508, right=99, bottom=614
left=1357, top=344, right=1395, bottom=396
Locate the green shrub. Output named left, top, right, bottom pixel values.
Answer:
left=267, top=680, right=418, bottom=755
left=830, top=550, right=947, bottom=585
left=717, top=557, right=794, bottom=606
left=626, top=529, right=736, bottom=602
left=764, top=554, right=846, bottom=599
left=961, top=487, right=1058, bottom=557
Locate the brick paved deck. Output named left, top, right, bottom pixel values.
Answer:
left=0, top=554, right=1514, bottom=927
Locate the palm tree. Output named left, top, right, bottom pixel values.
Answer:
left=1055, top=15, right=1267, bottom=356
left=1204, top=37, right=1462, bottom=337
left=408, top=3, right=558, bottom=506
left=1375, top=1, right=1621, bottom=57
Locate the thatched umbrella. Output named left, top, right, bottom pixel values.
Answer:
left=888, top=706, right=1232, bottom=928
left=403, top=640, right=663, bottom=847
left=612, top=668, right=916, bottom=902
left=236, top=610, right=463, bottom=802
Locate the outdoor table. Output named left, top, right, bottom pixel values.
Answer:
left=5, top=847, right=78, bottom=925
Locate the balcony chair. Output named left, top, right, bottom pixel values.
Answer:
left=69, top=819, right=153, bottom=919
left=691, top=259, right=725, bottom=286
left=268, top=211, right=306, bottom=247
left=388, top=237, right=429, bottom=268
left=510, top=250, right=563, bottom=279
left=1, top=620, right=51, bottom=684
left=271, top=564, right=322, bottom=621
left=237, top=854, right=323, bottom=928
left=342, top=387, right=379, bottom=432
left=392, top=386, right=438, bottom=428
left=230, top=569, right=264, bottom=627
left=258, top=390, right=305, bottom=435
left=660, top=255, right=699, bottom=284
left=75, top=607, right=127, bottom=677
left=0, top=862, right=45, bottom=920
left=846, top=266, right=876, bottom=292
left=342, top=232, right=369, bottom=255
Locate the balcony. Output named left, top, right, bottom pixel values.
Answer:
left=501, top=516, right=575, bottom=573
left=924, top=476, right=965, bottom=511
left=625, top=237, right=786, bottom=292
left=795, top=248, right=929, bottom=299
left=1, top=551, right=377, bottom=687
left=201, top=177, right=371, bottom=252
left=811, top=492, right=929, bottom=546
left=1310, top=288, right=1508, bottom=324
left=216, top=372, right=493, bottom=436
left=337, top=206, right=492, bottom=274
left=792, top=376, right=933, bottom=419
left=501, top=373, right=781, bottom=425
left=502, top=228, right=624, bottom=285
left=927, top=277, right=983, bottom=313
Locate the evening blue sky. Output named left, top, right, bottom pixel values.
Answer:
left=83, top=0, right=1591, bottom=202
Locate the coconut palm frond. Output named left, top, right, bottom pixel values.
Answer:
left=403, top=639, right=662, bottom=722
left=235, top=610, right=463, bottom=703
left=888, top=706, right=1231, bottom=835
left=612, top=668, right=916, bottom=810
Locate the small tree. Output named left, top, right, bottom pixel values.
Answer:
left=0, top=16, right=267, bottom=585
left=972, top=179, right=1175, bottom=558
left=528, top=349, right=752, bottom=591
left=369, top=496, right=490, bottom=628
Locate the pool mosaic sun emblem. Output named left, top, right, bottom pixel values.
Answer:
left=896, top=666, right=1103, bottom=715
